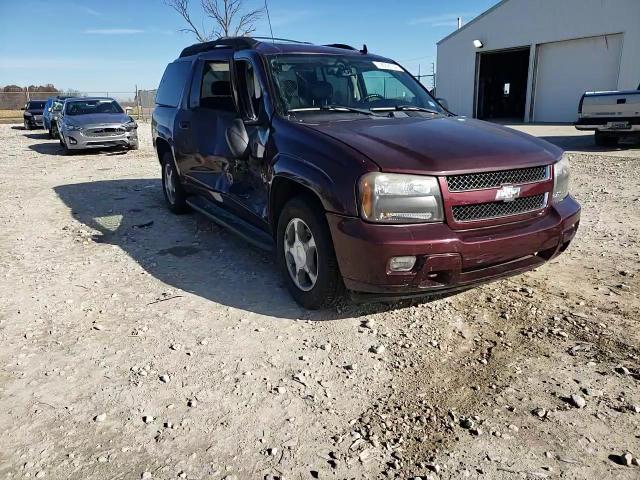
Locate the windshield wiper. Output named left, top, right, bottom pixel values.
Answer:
left=371, top=105, right=441, bottom=115
left=288, top=105, right=378, bottom=116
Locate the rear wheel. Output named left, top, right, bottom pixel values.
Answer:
left=161, top=152, right=190, bottom=214
left=595, top=131, right=618, bottom=147
left=276, top=195, right=344, bottom=309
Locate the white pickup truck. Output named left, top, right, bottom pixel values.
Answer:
left=575, top=84, right=640, bottom=146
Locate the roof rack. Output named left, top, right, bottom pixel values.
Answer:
left=323, top=43, right=357, bottom=51
left=179, top=36, right=314, bottom=58
left=252, top=36, right=312, bottom=45
left=179, top=37, right=258, bottom=58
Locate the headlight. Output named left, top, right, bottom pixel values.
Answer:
left=66, top=124, right=83, bottom=131
left=123, top=120, right=137, bottom=131
left=552, top=154, right=570, bottom=203
left=24, top=112, right=33, bottom=117
left=359, top=172, right=444, bottom=223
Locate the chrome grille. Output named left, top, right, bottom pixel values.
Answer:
left=452, top=193, right=546, bottom=222
left=85, top=127, right=125, bottom=137
left=447, top=166, right=549, bottom=192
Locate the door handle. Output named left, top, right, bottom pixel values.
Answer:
left=179, top=121, right=190, bottom=129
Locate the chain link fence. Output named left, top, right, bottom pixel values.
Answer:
left=0, top=90, right=157, bottom=123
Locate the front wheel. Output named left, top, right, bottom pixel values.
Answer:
left=276, top=196, right=344, bottom=309
left=24, top=120, right=31, bottom=130
left=161, top=152, right=190, bottom=214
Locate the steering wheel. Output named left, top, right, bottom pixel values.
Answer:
left=363, top=93, right=384, bottom=102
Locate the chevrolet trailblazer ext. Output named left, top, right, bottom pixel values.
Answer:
left=152, top=38, right=580, bottom=309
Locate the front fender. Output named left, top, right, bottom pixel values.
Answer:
left=272, top=153, right=340, bottom=211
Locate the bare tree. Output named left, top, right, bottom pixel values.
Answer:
left=164, top=0, right=264, bottom=42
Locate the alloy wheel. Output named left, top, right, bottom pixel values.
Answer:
left=283, top=217, right=318, bottom=291
left=164, top=162, right=176, bottom=205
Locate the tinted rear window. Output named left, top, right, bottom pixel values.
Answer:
left=156, top=61, right=192, bottom=107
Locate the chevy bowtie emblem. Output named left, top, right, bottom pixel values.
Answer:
left=495, top=185, right=521, bottom=202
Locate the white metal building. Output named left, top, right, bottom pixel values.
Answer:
left=436, top=0, right=640, bottom=123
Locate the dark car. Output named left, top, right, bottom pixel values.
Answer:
left=152, top=37, right=580, bottom=309
left=22, top=100, right=46, bottom=129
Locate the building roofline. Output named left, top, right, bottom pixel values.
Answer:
left=436, top=0, right=511, bottom=45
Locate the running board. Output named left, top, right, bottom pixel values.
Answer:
left=186, top=196, right=274, bottom=252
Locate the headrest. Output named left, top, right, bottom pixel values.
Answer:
left=211, top=81, right=231, bottom=96
left=310, top=81, right=333, bottom=103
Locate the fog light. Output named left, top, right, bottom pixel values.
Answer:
left=68, top=137, right=77, bottom=145
left=389, top=256, right=416, bottom=272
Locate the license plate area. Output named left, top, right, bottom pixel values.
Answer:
left=606, top=121, right=631, bottom=129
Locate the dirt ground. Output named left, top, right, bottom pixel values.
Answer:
left=0, top=124, right=638, bottom=480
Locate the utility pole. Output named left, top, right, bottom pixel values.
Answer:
left=431, top=62, right=436, bottom=91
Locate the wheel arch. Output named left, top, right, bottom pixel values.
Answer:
left=269, top=175, right=326, bottom=234
left=155, top=137, right=173, bottom=165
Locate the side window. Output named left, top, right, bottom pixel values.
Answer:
left=362, top=70, right=416, bottom=103
left=236, top=60, right=263, bottom=120
left=156, top=61, right=191, bottom=107
left=196, top=61, right=235, bottom=111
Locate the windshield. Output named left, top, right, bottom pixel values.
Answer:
left=268, top=54, right=445, bottom=115
left=27, top=101, right=46, bottom=110
left=65, top=100, right=123, bottom=116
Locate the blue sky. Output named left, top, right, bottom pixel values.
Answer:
left=0, top=0, right=496, bottom=93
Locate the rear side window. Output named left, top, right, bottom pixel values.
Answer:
left=156, top=61, right=192, bottom=107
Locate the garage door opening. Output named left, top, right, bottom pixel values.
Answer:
left=476, top=48, right=530, bottom=121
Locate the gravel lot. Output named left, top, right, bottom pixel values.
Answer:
left=0, top=123, right=638, bottom=480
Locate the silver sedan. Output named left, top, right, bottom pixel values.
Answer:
left=58, top=97, right=139, bottom=153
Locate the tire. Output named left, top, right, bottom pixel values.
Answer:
left=59, top=135, right=71, bottom=155
left=47, top=127, right=53, bottom=139
left=595, top=131, right=618, bottom=147
left=24, top=120, right=31, bottom=130
left=51, top=122, right=58, bottom=139
left=276, top=195, right=344, bottom=309
left=161, top=152, right=190, bottom=214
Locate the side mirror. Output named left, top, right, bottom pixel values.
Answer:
left=436, top=98, right=449, bottom=110
left=225, top=118, right=250, bottom=159
left=21, top=107, right=25, bottom=111
left=48, top=107, right=52, bottom=112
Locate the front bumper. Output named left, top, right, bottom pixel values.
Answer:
left=62, top=129, right=138, bottom=150
left=327, top=196, right=581, bottom=297
left=25, top=115, right=43, bottom=127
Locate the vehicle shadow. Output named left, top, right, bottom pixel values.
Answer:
left=539, top=135, right=640, bottom=152
left=24, top=132, right=50, bottom=140
left=54, top=179, right=420, bottom=320
left=29, top=143, right=131, bottom=157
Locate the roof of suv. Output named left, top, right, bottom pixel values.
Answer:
left=178, top=37, right=392, bottom=61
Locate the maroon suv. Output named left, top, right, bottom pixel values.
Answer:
left=152, top=38, right=580, bottom=309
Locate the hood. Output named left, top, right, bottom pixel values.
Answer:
left=66, top=113, right=130, bottom=126
left=302, top=116, right=561, bottom=175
